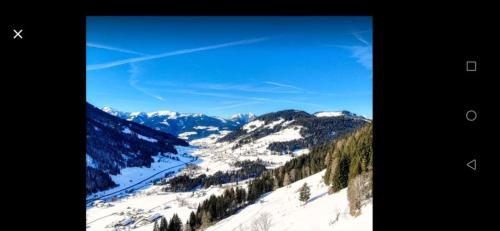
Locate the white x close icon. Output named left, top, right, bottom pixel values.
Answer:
left=13, top=29, right=23, bottom=39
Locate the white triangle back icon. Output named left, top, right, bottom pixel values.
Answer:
left=467, top=159, right=477, bottom=170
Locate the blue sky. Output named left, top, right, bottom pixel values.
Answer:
left=86, top=16, right=372, bottom=118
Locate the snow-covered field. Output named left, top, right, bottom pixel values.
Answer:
left=190, top=119, right=306, bottom=175
left=243, top=120, right=266, bottom=132
left=87, top=181, right=241, bottom=231
left=87, top=168, right=371, bottom=231
left=87, top=145, right=204, bottom=231
left=86, top=146, right=199, bottom=202
left=315, top=111, right=345, bottom=117
left=178, top=131, right=197, bottom=140
left=206, top=170, right=372, bottom=231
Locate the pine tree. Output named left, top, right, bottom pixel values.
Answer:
left=247, top=181, right=257, bottom=202
left=235, top=187, right=246, bottom=205
left=168, top=213, right=183, bottom=231
left=153, top=220, right=160, bottom=231
left=200, top=211, right=211, bottom=227
left=289, top=169, right=297, bottom=183
left=188, top=211, right=197, bottom=230
left=273, top=175, right=280, bottom=190
left=283, top=173, right=291, bottom=186
left=159, top=217, right=168, bottom=231
left=299, top=182, right=311, bottom=204
left=331, top=155, right=350, bottom=192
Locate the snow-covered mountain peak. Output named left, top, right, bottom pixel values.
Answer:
left=230, top=112, right=256, bottom=123
left=315, top=111, right=343, bottom=117
left=101, top=106, right=128, bottom=117
left=230, top=112, right=255, bottom=120
left=147, top=110, right=179, bottom=119
left=129, top=111, right=144, bottom=116
left=101, top=106, right=115, bottom=113
left=314, top=110, right=359, bottom=118
left=100, top=108, right=256, bottom=141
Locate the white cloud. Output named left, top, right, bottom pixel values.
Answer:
left=264, top=81, right=304, bottom=91
left=350, top=32, right=372, bottom=70
left=348, top=45, right=372, bottom=70
left=209, top=101, right=262, bottom=110
left=128, top=63, right=166, bottom=101
left=159, top=89, right=324, bottom=108
left=324, top=31, right=372, bottom=71
left=181, top=82, right=304, bottom=94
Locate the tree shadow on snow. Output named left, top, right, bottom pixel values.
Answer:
left=308, top=192, right=327, bottom=203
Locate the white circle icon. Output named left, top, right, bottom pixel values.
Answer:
left=465, top=110, right=477, bottom=122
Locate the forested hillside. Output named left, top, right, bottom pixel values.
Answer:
left=218, top=109, right=368, bottom=153
left=324, top=123, right=373, bottom=216
left=186, top=123, right=373, bottom=230
left=86, top=103, right=189, bottom=194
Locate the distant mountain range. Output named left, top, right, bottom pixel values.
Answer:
left=219, top=109, right=369, bottom=153
left=102, top=107, right=256, bottom=141
left=86, top=103, right=189, bottom=194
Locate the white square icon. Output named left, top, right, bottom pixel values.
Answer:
left=466, top=61, right=477, bottom=72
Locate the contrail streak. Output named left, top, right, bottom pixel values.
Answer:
left=86, top=42, right=146, bottom=55
left=87, top=37, right=270, bottom=71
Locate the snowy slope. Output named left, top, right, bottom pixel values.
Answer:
left=314, top=111, right=345, bottom=117
left=206, top=170, right=372, bottom=231
left=219, top=110, right=368, bottom=156
left=187, top=110, right=367, bottom=176
left=87, top=170, right=372, bottom=231
left=314, top=111, right=371, bottom=122
left=86, top=177, right=249, bottom=231
left=86, top=103, right=189, bottom=194
left=190, top=124, right=305, bottom=175
left=87, top=146, right=199, bottom=202
left=86, top=125, right=307, bottom=230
